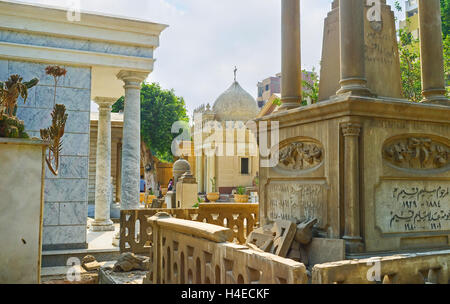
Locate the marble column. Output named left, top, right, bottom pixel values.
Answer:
left=91, top=97, right=117, bottom=232
left=342, top=122, right=364, bottom=253
left=280, top=0, right=302, bottom=109
left=418, top=0, right=449, bottom=106
left=117, top=71, right=148, bottom=210
left=337, top=0, right=372, bottom=96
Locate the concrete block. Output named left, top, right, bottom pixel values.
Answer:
left=306, top=238, right=345, bottom=266
left=43, top=225, right=86, bottom=245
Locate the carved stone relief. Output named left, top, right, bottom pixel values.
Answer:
left=278, top=140, right=324, bottom=171
left=383, top=136, right=450, bottom=171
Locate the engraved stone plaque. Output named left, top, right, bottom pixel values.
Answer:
left=267, top=181, right=328, bottom=229
left=375, top=179, right=450, bottom=234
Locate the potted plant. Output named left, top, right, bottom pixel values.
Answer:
left=193, top=196, right=204, bottom=208
left=234, top=186, right=249, bottom=203
left=206, top=177, right=220, bottom=203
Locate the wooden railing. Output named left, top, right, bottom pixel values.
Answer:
left=145, top=213, right=308, bottom=284
left=119, top=203, right=259, bottom=254
left=312, top=250, right=450, bottom=284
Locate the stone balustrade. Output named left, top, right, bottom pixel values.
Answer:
left=145, top=213, right=308, bottom=284
left=312, top=250, right=450, bottom=284
left=119, top=203, right=259, bottom=254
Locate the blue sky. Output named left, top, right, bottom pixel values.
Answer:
left=12, top=0, right=406, bottom=116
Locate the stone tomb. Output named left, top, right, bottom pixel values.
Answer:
left=258, top=97, right=450, bottom=255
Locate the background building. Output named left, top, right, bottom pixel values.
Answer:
left=399, top=0, right=419, bottom=39
left=192, top=80, right=259, bottom=195
left=257, top=70, right=315, bottom=108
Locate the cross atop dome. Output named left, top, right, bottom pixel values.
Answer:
left=234, top=66, right=237, bottom=82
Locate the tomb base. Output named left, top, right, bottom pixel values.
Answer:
left=258, top=95, right=450, bottom=255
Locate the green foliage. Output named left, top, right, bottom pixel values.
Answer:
left=398, top=22, right=422, bottom=102
left=112, top=83, right=189, bottom=163
left=301, top=68, right=320, bottom=105
left=193, top=196, right=204, bottom=208
left=444, top=35, right=450, bottom=93
left=272, top=97, right=281, bottom=106
left=236, top=186, right=246, bottom=195
left=0, top=114, right=29, bottom=138
left=441, top=0, right=450, bottom=39
left=394, top=1, right=450, bottom=100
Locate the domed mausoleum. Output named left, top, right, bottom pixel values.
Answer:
left=190, top=72, right=260, bottom=199
left=213, top=81, right=260, bottom=122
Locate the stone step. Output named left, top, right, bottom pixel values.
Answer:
left=42, top=248, right=121, bottom=268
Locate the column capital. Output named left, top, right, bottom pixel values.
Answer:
left=94, top=97, right=117, bottom=109
left=342, top=122, right=361, bottom=137
left=116, top=70, right=148, bottom=84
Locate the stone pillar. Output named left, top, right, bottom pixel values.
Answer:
left=91, top=97, right=117, bottom=231
left=418, top=0, right=449, bottom=106
left=196, top=155, right=204, bottom=193
left=280, top=0, right=302, bottom=109
left=342, top=122, right=364, bottom=253
left=337, top=0, right=372, bottom=96
left=117, top=71, right=148, bottom=210
left=116, top=140, right=122, bottom=203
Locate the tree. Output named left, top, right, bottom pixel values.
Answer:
left=112, top=83, right=189, bottom=195
left=394, top=1, right=422, bottom=102
left=302, top=68, right=319, bottom=104
left=441, top=0, right=450, bottom=39
left=398, top=21, right=423, bottom=102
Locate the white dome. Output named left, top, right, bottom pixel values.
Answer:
left=212, top=81, right=259, bottom=121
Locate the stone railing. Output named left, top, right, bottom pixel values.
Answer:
left=145, top=213, right=308, bottom=284
left=312, top=250, right=450, bottom=284
left=119, top=203, right=259, bottom=254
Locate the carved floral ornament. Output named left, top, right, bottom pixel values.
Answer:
left=383, top=135, right=450, bottom=171
left=277, top=139, right=324, bottom=171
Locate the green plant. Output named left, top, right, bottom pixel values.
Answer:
left=302, top=68, right=320, bottom=104
left=272, top=97, right=281, bottom=106
left=210, top=177, right=217, bottom=193
left=236, top=186, right=247, bottom=195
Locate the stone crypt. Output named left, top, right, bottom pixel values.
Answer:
left=257, top=0, right=450, bottom=256
left=0, top=0, right=166, bottom=250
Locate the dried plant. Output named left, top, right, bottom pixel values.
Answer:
left=45, top=65, right=67, bottom=104
left=40, top=104, right=68, bottom=175
left=0, top=75, right=39, bottom=117
left=40, top=65, right=68, bottom=175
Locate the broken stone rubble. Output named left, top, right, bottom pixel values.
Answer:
left=246, top=218, right=318, bottom=267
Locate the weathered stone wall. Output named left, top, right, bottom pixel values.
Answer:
left=0, top=58, right=91, bottom=250
left=312, top=250, right=450, bottom=284
left=147, top=214, right=308, bottom=284
left=0, top=139, right=47, bottom=284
